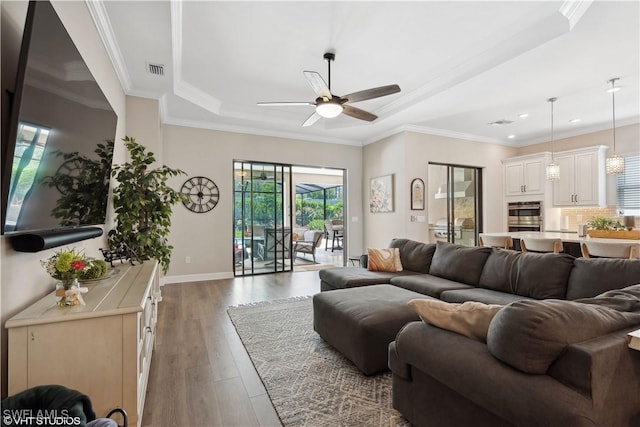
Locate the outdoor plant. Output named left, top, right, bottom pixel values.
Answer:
left=108, top=136, right=185, bottom=274
left=587, top=216, right=625, bottom=231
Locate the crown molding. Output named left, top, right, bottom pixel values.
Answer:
left=85, top=0, right=131, bottom=92
left=162, top=116, right=362, bottom=147
left=559, top=0, right=594, bottom=29
left=170, top=0, right=222, bottom=115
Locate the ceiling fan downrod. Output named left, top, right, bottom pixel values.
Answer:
left=323, top=52, right=335, bottom=92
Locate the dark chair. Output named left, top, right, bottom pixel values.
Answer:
left=1, top=384, right=128, bottom=427
left=262, top=227, right=291, bottom=266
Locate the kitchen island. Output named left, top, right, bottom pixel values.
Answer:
left=481, top=231, right=640, bottom=257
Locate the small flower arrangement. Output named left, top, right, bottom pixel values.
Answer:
left=42, top=247, right=90, bottom=286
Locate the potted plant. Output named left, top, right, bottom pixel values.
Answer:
left=108, top=136, right=185, bottom=274
left=586, top=216, right=639, bottom=240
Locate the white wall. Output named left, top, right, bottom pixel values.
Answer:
left=160, top=124, right=363, bottom=282
left=0, top=0, right=126, bottom=396
left=363, top=131, right=517, bottom=248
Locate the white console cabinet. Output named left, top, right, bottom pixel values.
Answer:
left=6, top=261, right=160, bottom=427
left=502, top=153, right=550, bottom=197
left=552, top=146, right=607, bottom=207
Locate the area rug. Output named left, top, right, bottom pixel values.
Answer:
left=227, top=297, right=410, bottom=427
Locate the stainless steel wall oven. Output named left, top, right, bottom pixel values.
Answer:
left=508, top=201, right=542, bottom=232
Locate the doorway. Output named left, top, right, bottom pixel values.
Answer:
left=233, top=161, right=293, bottom=276
left=427, top=163, right=482, bottom=246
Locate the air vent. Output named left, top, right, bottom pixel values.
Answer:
left=488, top=119, right=513, bottom=126
left=147, top=63, right=164, bottom=76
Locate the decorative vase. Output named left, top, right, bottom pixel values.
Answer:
left=55, top=278, right=80, bottom=307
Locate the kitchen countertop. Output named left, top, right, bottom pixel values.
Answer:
left=482, top=231, right=640, bottom=245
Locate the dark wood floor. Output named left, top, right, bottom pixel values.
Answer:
left=141, top=270, right=321, bottom=427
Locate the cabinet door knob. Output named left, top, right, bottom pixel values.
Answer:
left=523, top=185, right=526, bottom=192
left=574, top=194, right=578, bottom=203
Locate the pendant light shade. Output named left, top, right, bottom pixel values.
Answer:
left=605, top=78, right=624, bottom=174
left=546, top=97, right=560, bottom=181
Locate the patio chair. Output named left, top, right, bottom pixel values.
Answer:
left=294, top=230, right=324, bottom=263
left=324, top=220, right=344, bottom=252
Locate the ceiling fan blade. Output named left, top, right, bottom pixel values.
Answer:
left=257, top=102, right=315, bottom=107
left=342, top=84, right=401, bottom=103
left=302, top=111, right=322, bottom=127
left=303, top=71, right=332, bottom=99
left=343, top=105, right=377, bottom=122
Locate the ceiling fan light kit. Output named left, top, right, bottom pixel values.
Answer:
left=258, top=51, right=400, bottom=127
left=316, top=100, right=343, bottom=118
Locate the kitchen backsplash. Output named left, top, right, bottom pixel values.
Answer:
left=560, top=207, right=638, bottom=230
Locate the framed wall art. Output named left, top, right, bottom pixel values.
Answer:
left=369, top=174, right=394, bottom=213
left=411, top=178, right=425, bottom=210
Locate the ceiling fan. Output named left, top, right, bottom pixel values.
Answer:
left=258, top=52, right=401, bottom=127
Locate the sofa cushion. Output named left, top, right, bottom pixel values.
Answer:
left=479, top=249, right=574, bottom=299
left=389, top=239, right=436, bottom=273
left=318, top=267, right=418, bottom=291
left=408, top=299, right=503, bottom=342
left=487, top=297, right=640, bottom=374
left=367, top=247, right=403, bottom=272
left=566, top=258, right=640, bottom=300
left=390, top=274, right=474, bottom=298
left=440, top=288, right=535, bottom=305
left=429, top=242, right=492, bottom=286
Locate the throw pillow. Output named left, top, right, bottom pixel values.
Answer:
left=367, top=248, right=403, bottom=272
left=408, top=299, right=503, bottom=342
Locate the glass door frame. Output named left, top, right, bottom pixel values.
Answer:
left=233, top=160, right=293, bottom=276
left=429, top=162, right=483, bottom=246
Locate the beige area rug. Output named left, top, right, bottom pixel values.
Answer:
left=227, top=297, right=410, bottom=427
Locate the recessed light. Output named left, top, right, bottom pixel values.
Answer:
left=519, top=113, right=529, bottom=119
left=507, top=134, right=516, bottom=139
left=569, top=118, right=581, bottom=123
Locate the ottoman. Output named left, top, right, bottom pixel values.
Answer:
left=313, top=284, right=431, bottom=375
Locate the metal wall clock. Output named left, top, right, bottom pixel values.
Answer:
left=181, top=176, right=219, bottom=213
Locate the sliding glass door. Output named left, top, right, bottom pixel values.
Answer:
left=427, top=163, right=482, bottom=246
left=233, top=161, right=293, bottom=276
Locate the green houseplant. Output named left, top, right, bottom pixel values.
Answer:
left=108, top=136, right=184, bottom=274
left=587, top=216, right=624, bottom=231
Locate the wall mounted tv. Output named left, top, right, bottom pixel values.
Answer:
left=2, top=0, right=118, bottom=246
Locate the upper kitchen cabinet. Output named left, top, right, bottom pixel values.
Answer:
left=503, top=154, right=550, bottom=197
left=552, top=146, right=607, bottom=207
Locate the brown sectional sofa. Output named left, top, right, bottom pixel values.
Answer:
left=317, top=239, right=640, bottom=427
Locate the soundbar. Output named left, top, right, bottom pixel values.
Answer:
left=10, top=227, right=103, bottom=252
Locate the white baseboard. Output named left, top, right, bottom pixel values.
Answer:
left=161, top=271, right=234, bottom=285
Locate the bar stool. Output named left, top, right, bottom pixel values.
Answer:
left=520, top=238, right=563, bottom=254
left=479, top=234, right=513, bottom=249
left=580, top=241, right=639, bottom=259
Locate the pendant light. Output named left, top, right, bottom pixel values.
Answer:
left=605, top=78, right=624, bottom=174
left=546, top=97, right=560, bottom=180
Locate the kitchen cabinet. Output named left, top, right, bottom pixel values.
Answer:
left=552, top=146, right=607, bottom=207
left=503, top=155, right=548, bottom=197
left=6, top=261, right=160, bottom=427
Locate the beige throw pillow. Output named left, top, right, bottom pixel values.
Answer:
left=367, top=248, right=403, bottom=272
left=408, top=299, right=503, bottom=342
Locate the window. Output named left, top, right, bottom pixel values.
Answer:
left=617, top=154, right=640, bottom=215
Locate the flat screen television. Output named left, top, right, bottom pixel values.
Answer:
left=2, top=0, right=118, bottom=239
